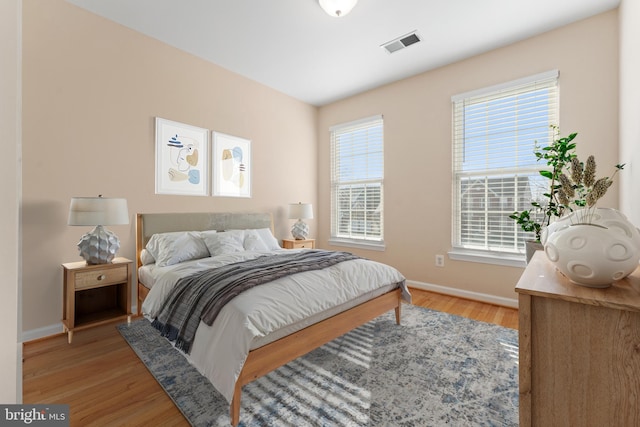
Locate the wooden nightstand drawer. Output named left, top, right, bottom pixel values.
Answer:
left=293, top=241, right=313, bottom=249
left=282, top=239, right=315, bottom=249
left=75, top=265, right=128, bottom=290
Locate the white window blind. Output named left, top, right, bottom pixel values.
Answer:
left=452, top=70, right=559, bottom=256
left=330, top=115, right=384, bottom=246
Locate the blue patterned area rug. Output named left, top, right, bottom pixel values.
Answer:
left=117, top=304, right=518, bottom=426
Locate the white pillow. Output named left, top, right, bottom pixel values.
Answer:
left=243, top=230, right=269, bottom=251
left=202, top=230, right=245, bottom=256
left=228, top=228, right=281, bottom=251
left=139, top=249, right=155, bottom=265
left=145, top=231, right=183, bottom=260
left=145, top=231, right=209, bottom=267
left=254, top=228, right=281, bottom=250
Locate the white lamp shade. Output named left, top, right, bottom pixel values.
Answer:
left=319, top=0, right=358, bottom=17
left=288, top=203, right=313, bottom=220
left=68, top=197, right=129, bottom=226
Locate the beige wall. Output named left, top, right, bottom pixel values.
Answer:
left=1, top=0, right=22, bottom=403
left=620, top=0, right=640, bottom=225
left=317, top=11, right=619, bottom=302
left=22, top=0, right=318, bottom=336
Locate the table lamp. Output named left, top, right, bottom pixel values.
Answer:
left=67, top=195, right=129, bottom=264
left=288, top=202, right=313, bottom=240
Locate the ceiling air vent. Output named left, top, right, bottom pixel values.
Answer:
left=381, top=31, right=422, bottom=54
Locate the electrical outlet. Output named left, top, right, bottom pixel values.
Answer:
left=435, top=254, right=445, bottom=267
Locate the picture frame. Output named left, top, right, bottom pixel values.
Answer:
left=155, top=117, right=209, bottom=196
left=212, top=132, right=252, bottom=198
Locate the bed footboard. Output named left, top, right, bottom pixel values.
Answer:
left=229, top=288, right=403, bottom=426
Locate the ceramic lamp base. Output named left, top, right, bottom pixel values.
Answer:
left=77, top=225, right=120, bottom=264
left=291, top=219, right=309, bottom=240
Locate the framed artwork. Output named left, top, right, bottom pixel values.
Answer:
left=212, top=132, right=252, bottom=198
left=155, top=117, right=209, bottom=196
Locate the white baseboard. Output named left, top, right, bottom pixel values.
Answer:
left=407, top=280, right=518, bottom=309
left=21, top=323, right=64, bottom=343
left=21, top=304, right=139, bottom=343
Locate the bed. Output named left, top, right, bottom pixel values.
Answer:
left=135, top=212, right=410, bottom=426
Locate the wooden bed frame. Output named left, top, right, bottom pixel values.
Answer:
left=135, top=212, right=402, bottom=426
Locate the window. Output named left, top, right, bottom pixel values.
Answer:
left=330, top=115, right=384, bottom=250
left=451, top=70, right=559, bottom=264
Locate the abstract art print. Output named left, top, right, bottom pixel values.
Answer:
left=212, top=132, right=251, bottom=198
left=155, top=117, right=209, bottom=196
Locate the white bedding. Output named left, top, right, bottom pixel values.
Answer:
left=141, top=249, right=409, bottom=403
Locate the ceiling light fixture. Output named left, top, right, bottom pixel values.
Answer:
left=319, top=0, right=358, bottom=17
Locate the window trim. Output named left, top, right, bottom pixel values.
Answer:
left=451, top=70, right=559, bottom=264
left=451, top=70, right=559, bottom=103
left=328, top=237, right=386, bottom=251
left=448, top=248, right=526, bottom=268
left=329, top=114, right=385, bottom=248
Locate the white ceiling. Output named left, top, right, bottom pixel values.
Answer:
left=66, top=0, right=620, bottom=106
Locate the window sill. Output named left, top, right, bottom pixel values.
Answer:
left=448, top=248, right=526, bottom=268
left=328, top=238, right=385, bottom=252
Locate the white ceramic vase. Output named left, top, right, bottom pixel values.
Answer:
left=541, top=208, right=640, bottom=288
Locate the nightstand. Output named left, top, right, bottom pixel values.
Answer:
left=62, top=257, right=132, bottom=343
left=282, top=239, right=315, bottom=249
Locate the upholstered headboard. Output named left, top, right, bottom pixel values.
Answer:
left=135, top=212, right=274, bottom=268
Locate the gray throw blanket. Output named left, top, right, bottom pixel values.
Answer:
left=152, top=250, right=360, bottom=353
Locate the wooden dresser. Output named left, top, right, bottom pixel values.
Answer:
left=516, top=251, right=640, bottom=426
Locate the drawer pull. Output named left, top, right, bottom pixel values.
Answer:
left=97, top=274, right=106, bottom=281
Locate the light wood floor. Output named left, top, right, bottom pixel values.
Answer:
left=23, top=288, right=518, bottom=426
